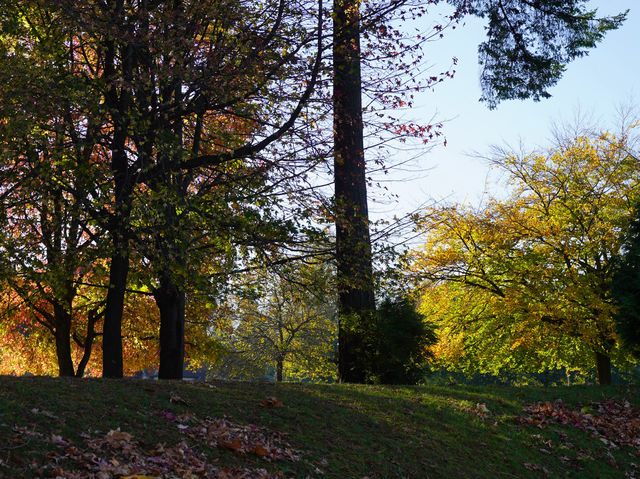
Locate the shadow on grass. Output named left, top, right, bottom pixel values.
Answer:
left=1, top=376, right=639, bottom=479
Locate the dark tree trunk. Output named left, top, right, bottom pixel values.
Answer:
left=152, top=40, right=188, bottom=381
left=75, top=307, right=101, bottom=378
left=333, top=0, right=375, bottom=383
left=101, top=119, right=133, bottom=379
left=595, top=351, right=612, bottom=385
left=155, top=272, right=185, bottom=380
left=276, top=360, right=283, bottom=382
left=102, top=240, right=129, bottom=378
left=53, top=304, right=75, bottom=377
left=101, top=11, right=135, bottom=378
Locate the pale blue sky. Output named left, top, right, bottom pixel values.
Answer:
left=374, top=0, right=639, bottom=218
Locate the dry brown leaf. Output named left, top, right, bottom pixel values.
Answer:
left=221, top=439, right=244, bottom=451
left=260, top=397, right=284, bottom=408
left=517, top=398, right=640, bottom=452
left=106, top=428, right=133, bottom=444
left=252, top=445, right=269, bottom=457
left=169, top=391, right=190, bottom=406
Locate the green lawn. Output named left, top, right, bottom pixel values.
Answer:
left=0, top=376, right=638, bottom=478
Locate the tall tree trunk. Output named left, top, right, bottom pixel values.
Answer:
left=276, top=359, right=283, bottom=382
left=154, top=271, right=185, bottom=380
left=101, top=110, right=133, bottom=379
left=153, top=36, right=188, bottom=380
left=53, top=304, right=75, bottom=377
left=101, top=6, right=134, bottom=377
left=333, top=0, right=375, bottom=383
left=102, top=237, right=129, bottom=378
left=595, top=351, right=612, bottom=385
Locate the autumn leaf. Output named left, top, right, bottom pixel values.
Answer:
left=169, top=391, right=190, bottom=406
left=252, top=445, right=270, bottom=457
left=260, top=396, right=284, bottom=408
left=408, top=132, right=639, bottom=379
left=516, top=398, right=640, bottom=452
left=106, top=428, right=133, bottom=444
left=177, top=415, right=302, bottom=462
left=41, top=415, right=295, bottom=479
left=221, top=438, right=244, bottom=451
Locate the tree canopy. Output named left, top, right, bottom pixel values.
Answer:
left=215, top=261, right=337, bottom=381
left=0, top=0, right=630, bottom=381
left=407, top=129, right=640, bottom=384
left=461, top=0, right=627, bottom=107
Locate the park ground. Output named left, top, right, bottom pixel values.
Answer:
left=1, top=376, right=639, bottom=478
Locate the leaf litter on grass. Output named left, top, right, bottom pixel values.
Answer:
left=516, top=398, right=640, bottom=452
left=516, top=397, right=640, bottom=477
left=168, top=412, right=301, bottom=461
left=23, top=412, right=303, bottom=478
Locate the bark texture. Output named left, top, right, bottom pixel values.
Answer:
left=333, top=0, right=375, bottom=383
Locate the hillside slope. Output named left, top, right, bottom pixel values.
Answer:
left=0, top=377, right=638, bottom=478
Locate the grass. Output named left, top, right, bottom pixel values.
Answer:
left=0, top=376, right=639, bottom=478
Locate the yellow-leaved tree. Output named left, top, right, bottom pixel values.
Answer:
left=214, top=261, right=337, bottom=382
left=407, top=130, right=639, bottom=384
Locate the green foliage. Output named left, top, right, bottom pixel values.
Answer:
left=611, top=210, right=640, bottom=358
left=343, top=297, right=436, bottom=385
left=215, top=261, right=338, bottom=381
left=457, top=0, right=627, bottom=108
left=0, top=0, right=328, bottom=378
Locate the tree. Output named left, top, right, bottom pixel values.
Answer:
left=0, top=0, right=326, bottom=378
left=0, top=145, right=106, bottom=377
left=408, top=131, right=639, bottom=384
left=99, top=0, right=325, bottom=379
left=343, top=296, right=436, bottom=384
left=216, top=261, right=337, bottom=381
left=0, top=6, right=110, bottom=376
left=331, top=0, right=625, bottom=382
left=611, top=211, right=640, bottom=358
left=332, top=0, right=374, bottom=383
left=0, top=0, right=625, bottom=380
left=456, top=0, right=627, bottom=108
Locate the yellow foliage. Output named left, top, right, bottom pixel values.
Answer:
left=408, top=129, right=639, bottom=374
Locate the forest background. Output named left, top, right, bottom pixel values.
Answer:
left=0, top=0, right=638, bottom=387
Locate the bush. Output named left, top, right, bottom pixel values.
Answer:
left=344, top=297, right=436, bottom=384
left=611, top=213, right=640, bottom=358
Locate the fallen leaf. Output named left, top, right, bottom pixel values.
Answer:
left=169, top=391, right=190, bottom=406
left=47, top=466, right=64, bottom=477
left=221, top=439, right=244, bottom=451
left=252, top=445, right=269, bottom=457
left=107, top=428, right=133, bottom=443
left=260, top=397, right=284, bottom=408
left=517, top=398, right=640, bottom=453
left=51, top=434, right=69, bottom=446
left=179, top=416, right=302, bottom=462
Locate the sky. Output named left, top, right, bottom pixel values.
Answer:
left=371, top=0, right=640, bottom=220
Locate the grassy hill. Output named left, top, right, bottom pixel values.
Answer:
left=0, top=376, right=639, bottom=478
